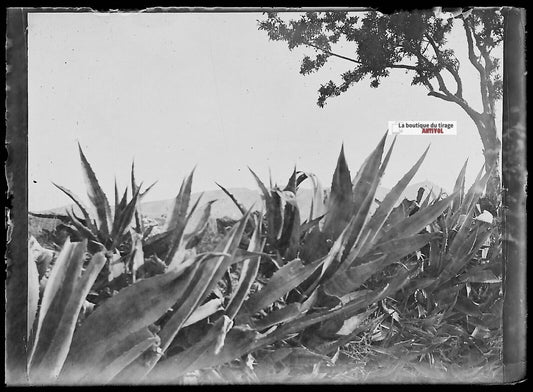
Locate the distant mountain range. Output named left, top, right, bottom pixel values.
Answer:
left=36, top=181, right=446, bottom=227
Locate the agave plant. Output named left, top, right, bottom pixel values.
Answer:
left=48, top=144, right=154, bottom=253
left=140, top=169, right=214, bottom=264
left=25, top=137, right=500, bottom=384
left=33, top=144, right=158, bottom=289
left=28, top=238, right=108, bottom=383
left=26, top=209, right=260, bottom=384
left=230, top=134, right=456, bottom=341
left=138, top=135, right=458, bottom=383
left=376, top=162, right=503, bottom=365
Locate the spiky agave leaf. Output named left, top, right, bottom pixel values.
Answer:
left=216, top=182, right=247, bottom=216
left=182, top=200, right=216, bottom=249
left=250, top=302, right=306, bottom=330
left=150, top=259, right=417, bottom=381
left=274, top=189, right=301, bottom=260
left=114, top=212, right=252, bottom=382
left=225, top=215, right=264, bottom=320
left=323, top=233, right=436, bottom=296
left=110, top=185, right=142, bottom=250
left=131, top=159, right=157, bottom=234
left=164, top=169, right=194, bottom=232
left=300, top=143, right=368, bottom=265
left=283, top=166, right=298, bottom=194
left=351, top=133, right=387, bottom=219
left=302, top=215, right=359, bottom=296
left=148, top=169, right=198, bottom=264
left=301, top=171, right=326, bottom=223
left=129, top=231, right=144, bottom=282
left=450, top=159, right=468, bottom=214
left=300, top=213, right=326, bottom=234
left=64, top=207, right=98, bottom=243
left=113, top=187, right=129, bottom=228
left=328, top=135, right=389, bottom=268
left=435, top=222, right=494, bottom=289
left=114, top=178, right=120, bottom=214
left=29, top=239, right=85, bottom=361
left=28, top=211, right=73, bottom=224
left=151, top=290, right=323, bottom=382
left=53, top=183, right=98, bottom=235
left=148, top=316, right=235, bottom=383
left=140, top=181, right=157, bottom=200
left=77, top=327, right=160, bottom=385
left=378, top=193, right=456, bottom=243
left=247, top=266, right=415, bottom=352
left=29, top=240, right=106, bottom=383
left=338, top=172, right=381, bottom=265
left=299, top=137, right=391, bottom=268
left=419, top=186, right=435, bottom=209
left=378, top=135, right=397, bottom=178
left=249, top=167, right=282, bottom=246
left=323, top=144, right=353, bottom=240
left=238, top=255, right=324, bottom=319
left=59, top=252, right=203, bottom=383
left=78, top=144, right=113, bottom=238
left=249, top=168, right=302, bottom=261
left=182, top=298, right=224, bottom=328
left=195, top=210, right=253, bottom=308
left=321, top=193, right=454, bottom=298
left=358, top=145, right=430, bottom=256
left=461, top=166, right=489, bottom=214
left=165, top=170, right=199, bottom=263
left=27, top=237, right=42, bottom=344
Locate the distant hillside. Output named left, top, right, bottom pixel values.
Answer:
left=34, top=181, right=446, bottom=229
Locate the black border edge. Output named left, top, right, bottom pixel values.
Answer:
left=502, top=6, right=527, bottom=384
left=5, top=7, right=30, bottom=385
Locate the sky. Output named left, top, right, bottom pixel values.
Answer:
left=27, top=11, right=502, bottom=212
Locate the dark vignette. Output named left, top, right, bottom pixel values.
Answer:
left=4, top=6, right=527, bottom=385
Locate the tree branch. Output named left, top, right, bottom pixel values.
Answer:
left=421, top=77, right=435, bottom=92
left=305, top=41, right=426, bottom=74
left=388, top=64, right=421, bottom=71
left=305, top=41, right=362, bottom=65
left=472, top=32, right=497, bottom=114
left=462, top=17, right=490, bottom=114
left=427, top=91, right=455, bottom=102
left=427, top=90, right=485, bottom=134
left=311, top=39, right=445, bottom=85
left=412, top=50, right=451, bottom=97
left=424, top=33, right=463, bottom=99
left=305, top=33, right=484, bottom=133
left=420, top=32, right=492, bottom=144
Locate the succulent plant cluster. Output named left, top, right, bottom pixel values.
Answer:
left=27, top=137, right=502, bottom=384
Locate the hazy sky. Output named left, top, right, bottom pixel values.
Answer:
left=28, top=11, right=502, bottom=211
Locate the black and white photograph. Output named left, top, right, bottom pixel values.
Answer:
left=5, top=7, right=526, bottom=385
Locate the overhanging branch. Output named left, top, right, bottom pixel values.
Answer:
left=305, top=41, right=362, bottom=65
left=305, top=41, right=427, bottom=76
left=427, top=90, right=485, bottom=135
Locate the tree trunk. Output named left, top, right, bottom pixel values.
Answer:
left=475, top=111, right=502, bottom=207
